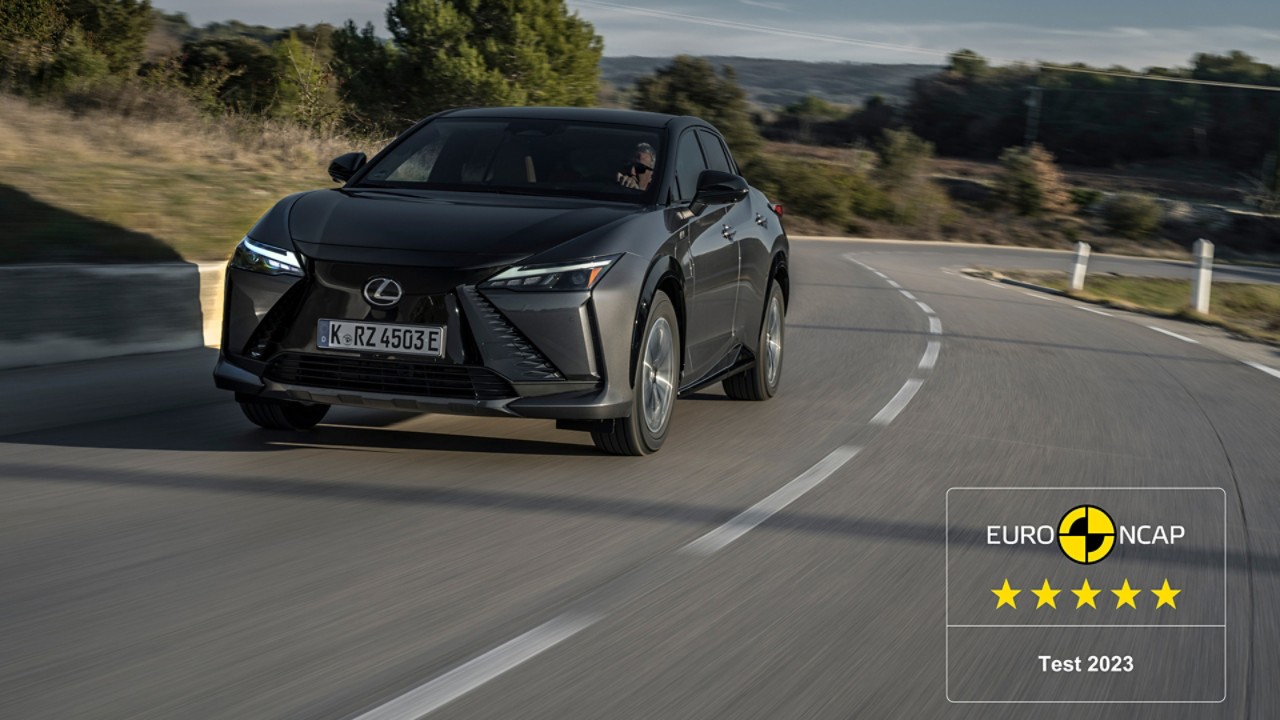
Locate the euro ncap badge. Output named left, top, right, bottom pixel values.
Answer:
left=1058, top=504, right=1115, bottom=564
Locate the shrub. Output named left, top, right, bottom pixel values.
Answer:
left=875, top=129, right=933, bottom=191
left=1103, top=194, right=1163, bottom=239
left=996, top=143, right=1070, bottom=216
left=1070, top=187, right=1103, bottom=209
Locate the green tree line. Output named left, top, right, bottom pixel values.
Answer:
left=0, top=0, right=601, bottom=131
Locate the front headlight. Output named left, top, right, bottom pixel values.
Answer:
left=480, top=255, right=619, bottom=291
left=230, top=237, right=304, bottom=276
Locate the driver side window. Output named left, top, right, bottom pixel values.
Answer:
left=674, top=131, right=709, bottom=204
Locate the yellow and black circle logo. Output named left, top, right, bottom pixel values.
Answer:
left=1058, top=505, right=1115, bottom=564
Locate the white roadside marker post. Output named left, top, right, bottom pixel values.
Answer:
left=1070, top=241, right=1090, bottom=291
left=1192, top=238, right=1214, bottom=314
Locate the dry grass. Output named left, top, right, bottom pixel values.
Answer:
left=0, top=94, right=385, bottom=262
left=990, top=269, right=1280, bottom=345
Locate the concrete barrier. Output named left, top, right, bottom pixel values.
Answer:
left=0, top=263, right=226, bottom=371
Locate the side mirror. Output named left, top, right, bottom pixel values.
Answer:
left=328, top=152, right=367, bottom=183
left=690, top=170, right=749, bottom=214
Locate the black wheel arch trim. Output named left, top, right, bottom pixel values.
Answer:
left=629, top=255, right=685, bottom=388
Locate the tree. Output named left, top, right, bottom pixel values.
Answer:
left=996, top=143, right=1070, bottom=215
left=947, top=49, right=989, bottom=79
left=180, top=36, right=276, bottom=114
left=631, top=55, right=760, bottom=157
left=65, top=0, right=152, bottom=75
left=334, top=0, right=602, bottom=129
left=272, top=31, right=342, bottom=128
left=0, top=0, right=69, bottom=89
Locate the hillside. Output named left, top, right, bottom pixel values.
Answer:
left=600, top=56, right=940, bottom=108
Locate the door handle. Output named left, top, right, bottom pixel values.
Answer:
left=721, top=224, right=736, bottom=240
left=755, top=212, right=768, bottom=228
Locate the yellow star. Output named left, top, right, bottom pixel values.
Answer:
left=1152, top=579, right=1181, bottom=609
left=1032, top=579, right=1061, bottom=609
left=992, top=579, right=1020, bottom=609
left=1112, top=579, right=1141, bottom=609
left=1072, top=579, right=1100, bottom=609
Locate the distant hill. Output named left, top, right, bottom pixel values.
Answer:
left=600, top=56, right=940, bottom=109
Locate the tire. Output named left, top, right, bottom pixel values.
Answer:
left=724, top=282, right=785, bottom=401
left=591, top=291, right=680, bottom=456
left=237, top=394, right=330, bottom=430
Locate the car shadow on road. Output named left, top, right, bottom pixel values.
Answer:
left=0, top=458, right=1272, bottom=576
left=4, top=414, right=600, bottom=456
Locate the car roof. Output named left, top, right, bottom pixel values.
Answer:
left=440, top=106, right=705, bottom=130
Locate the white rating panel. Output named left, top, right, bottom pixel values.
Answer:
left=945, top=487, right=1226, bottom=703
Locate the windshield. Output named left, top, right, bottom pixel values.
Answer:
left=355, top=118, right=664, bottom=204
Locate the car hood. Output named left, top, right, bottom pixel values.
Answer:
left=288, top=189, right=639, bottom=268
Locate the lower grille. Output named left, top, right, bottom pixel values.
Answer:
left=265, top=353, right=514, bottom=400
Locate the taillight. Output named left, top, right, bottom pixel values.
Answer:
left=771, top=203, right=785, bottom=216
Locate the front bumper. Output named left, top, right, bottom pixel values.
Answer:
left=216, top=253, right=646, bottom=420
left=214, top=353, right=629, bottom=419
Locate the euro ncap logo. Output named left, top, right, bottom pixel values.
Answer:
left=1058, top=505, right=1115, bottom=564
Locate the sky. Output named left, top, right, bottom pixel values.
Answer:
left=155, top=0, right=1280, bottom=69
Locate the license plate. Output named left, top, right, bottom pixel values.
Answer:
left=317, top=319, right=445, bottom=357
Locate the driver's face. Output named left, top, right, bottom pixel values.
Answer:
left=632, top=151, right=656, bottom=190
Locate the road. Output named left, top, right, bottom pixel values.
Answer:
left=1, top=239, right=1277, bottom=718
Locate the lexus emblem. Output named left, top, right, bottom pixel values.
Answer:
left=363, top=277, right=403, bottom=307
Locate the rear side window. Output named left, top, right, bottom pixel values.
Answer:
left=674, top=131, right=708, bottom=203
left=696, top=130, right=734, bottom=174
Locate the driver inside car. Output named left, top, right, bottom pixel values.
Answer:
left=617, top=142, right=656, bottom=191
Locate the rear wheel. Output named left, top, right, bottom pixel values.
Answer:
left=591, top=291, right=680, bottom=456
left=724, top=282, right=785, bottom=401
left=237, top=394, right=329, bottom=430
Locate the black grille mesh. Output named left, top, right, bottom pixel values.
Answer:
left=461, top=287, right=563, bottom=380
left=265, top=353, right=514, bottom=400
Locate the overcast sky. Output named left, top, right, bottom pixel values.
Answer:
left=154, top=0, right=1280, bottom=68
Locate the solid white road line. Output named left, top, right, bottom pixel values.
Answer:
left=1146, top=325, right=1200, bottom=344
left=1074, top=305, right=1114, bottom=317
left=1244, top=361, right=1280, bottom=380
left=1021, top=291, right=1047, bottom=300
left=900, top=290, right=918, bottom=300
left=352, top=614, right=598, bottom=720
left=916, top=301, right=935, bottom=315
left=682, top=446, right=862, bottom=556
left=870, top=379, right=924, bottom=425
left=920, top=340, right=941, bottom=370
left=929, top=317, right=942, bottom=335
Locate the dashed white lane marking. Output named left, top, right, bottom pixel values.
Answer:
left=916, top=301, right=935, bottom=315
left=929, top=316, right=942, bottom=335
left=351, top=614, right=598, bottom=720
left=870, top=379, right=924, bottom=425
left=1146, top=325, right=1200, bottom=344
left=900, top=290, right=918, bottom=301
left=1244, top=361, right=1280, bottom=380
left=682, top=445, right=863, bottom=556
left=920, top=340, right=941, bottom=369
left=1075, top=305, right=1114, bottom=317
left=886, top=279, right=902, bottom=288
left=1021, top=291, right=1047, bottom=300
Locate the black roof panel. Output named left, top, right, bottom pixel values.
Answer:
left=441, top=106, right=693, bottom=129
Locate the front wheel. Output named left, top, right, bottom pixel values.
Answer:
left=591, top=291, right=680, bottom=456
left=237, top=394, right=330, bottom=430
left=724, top=282, right=785, bottom=401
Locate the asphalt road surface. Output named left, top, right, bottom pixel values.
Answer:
left=2, top=239, right=1278, bottom=719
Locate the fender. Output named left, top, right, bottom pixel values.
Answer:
left=629, top=255, right=685, bottom=386
left=768, top=248, right=790, bottom=308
